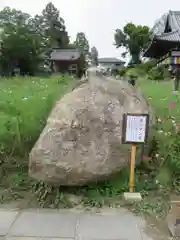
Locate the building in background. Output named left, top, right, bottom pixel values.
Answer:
left=50, top=48, right=85, bottom=77
left=143, top=10, right=180, bottom=90
left=144, top=11, right=180, bottom=65
left=98, top=58, right=125, bottom=72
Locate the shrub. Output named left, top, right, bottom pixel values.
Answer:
left=125, top=60, right=156, bottom=77
left=137, top=60, right=156, bottom=73
left=148, top=66, right=165, bottom=80
left=119, top=67, right=127, bottom=77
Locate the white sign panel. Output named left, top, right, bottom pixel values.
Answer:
left=124, top=115, right=148, bottom=143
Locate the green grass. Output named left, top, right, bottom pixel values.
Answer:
left=139, top=79, right=180, bottom=120
left=0, top=75, right=74, bottom=154
left=0, top=75, right=74, bottom=204
left=132, top=79, right=180, bottom=217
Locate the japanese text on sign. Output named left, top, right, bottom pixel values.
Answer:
left=125, top=115, right=147, bottom=143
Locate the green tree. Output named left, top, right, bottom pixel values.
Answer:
left=40, top=2, right=69, bottom=50
left=0, top=24, right=42, bottom=75
left=90, top=46, right=98, bottom=65
left=0, top=7, right=43, bottom=75
left=114, top=23, right=150, bottom=64
left=75, top=32, right=89, bottom=55
left=0, top=3, right=71, bottom=75
left=0, top=7, right=31, bottom=28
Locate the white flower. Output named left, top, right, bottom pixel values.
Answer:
left=158, top=130, right=163, bottom=133
left=157, top=118, right=161, bottom=122
left=22, top=97, right=28, bottom=100
left=172, top=120, right=176, bottom=124
left=155, top=154, right=159, bottom=158
left=155, top=180, right=159, bottom=184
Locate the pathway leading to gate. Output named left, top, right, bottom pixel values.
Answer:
left=0, top=207, right=171, bottom=240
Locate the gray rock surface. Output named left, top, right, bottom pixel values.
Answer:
left=29, top=74, right=154, bottom=185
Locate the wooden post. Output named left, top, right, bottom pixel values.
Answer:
left=129, top=144, right=137, bottom=193
left=122, top=114, right=149, bottom=197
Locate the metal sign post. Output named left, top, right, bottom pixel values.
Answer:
left=122, top=113, right=149, bottom=198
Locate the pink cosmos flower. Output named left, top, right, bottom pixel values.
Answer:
left=169, top=102, right=176, bottom=108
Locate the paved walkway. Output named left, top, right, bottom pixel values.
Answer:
left=0, top=208, right=171, bottom=240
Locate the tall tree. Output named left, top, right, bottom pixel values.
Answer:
left=40, top=2, right=69, bottom=50
left=0, top=3, right=71, bottom=75
left=75, top=32, right=89, bottom=55
left=114, top=23, right=150, bottom=64
left=0, top=7, right=31, bottom=28
left=90, top=46, right=98, bottom=65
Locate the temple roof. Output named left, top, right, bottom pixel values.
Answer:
left=155, top=30, right=180, bottom=42
left=50, top=49, right=81, bottom=61
left=143, top=11, right=180, bottom=58
left=144, top=38, right=179, bottom=58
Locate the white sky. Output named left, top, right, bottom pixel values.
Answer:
left=0, top=0, right=180, bottom=58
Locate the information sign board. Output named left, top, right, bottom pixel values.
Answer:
left=122, top=113, right=149, bottom=144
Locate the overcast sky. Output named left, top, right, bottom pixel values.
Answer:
left=0, top=0, right=180, bottom=58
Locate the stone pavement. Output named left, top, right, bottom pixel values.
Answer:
left=0, top=208, right=171, bottom=240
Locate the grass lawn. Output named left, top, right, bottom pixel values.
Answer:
left=0, top=75, right=74, bottom=153
left=0, top=75, right=74, bottom=205
left=139, top=79, right=180, bottom=121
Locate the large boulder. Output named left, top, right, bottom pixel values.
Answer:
left=29, top=74, right=154, bottom=186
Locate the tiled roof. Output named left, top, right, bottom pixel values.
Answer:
left=169, top=11, right=180, bottom=31
left=50, top=49, right=81, bottom=61
left=143, top=10, right=180, bottom=58
left=151, top=10, right=180, bottom=38
left=155, top=30, right=180, bottom=42
left=151, top=13, right=168, bottom=35
left=98, top=58, right=125, bottom=63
